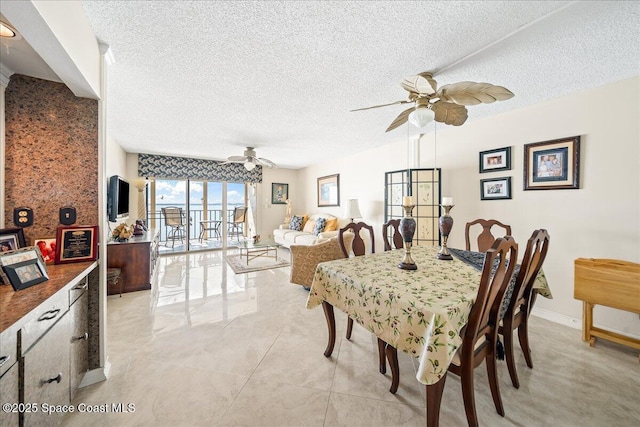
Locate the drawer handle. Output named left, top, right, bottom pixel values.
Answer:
left=43, top=373, right=63, bottom=385
left=73, top=282, right=88, bottom=291
left=38, top=308, right=61, bottom=321
left=0, top=355, right=9, bottom=367
left=73, top=332, right=89, bottom=341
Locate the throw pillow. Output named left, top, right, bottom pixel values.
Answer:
left=289, top=215, right=304, bottom=231
left=324, top=218, right=338, bottom=231
left=302, top=219, right=316, bottom=233
left=314, top=217, right=327, bottom=236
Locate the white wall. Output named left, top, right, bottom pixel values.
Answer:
left=260, top=167, right=300, bottom=239
left=297, top=76, right=640, bottom=337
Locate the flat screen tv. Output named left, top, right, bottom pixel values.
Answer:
left=107, top=175, right=130, bottom=222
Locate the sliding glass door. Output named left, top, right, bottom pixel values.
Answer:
left=151, top=179, right=249, bottom=253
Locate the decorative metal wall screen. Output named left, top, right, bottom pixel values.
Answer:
left=384, top=168, right=441, bottom=247
left=138, top=153, right=262, bottom=183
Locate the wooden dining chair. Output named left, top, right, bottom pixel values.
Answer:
left=499, top=229, right=550, bottom=389
left=438, top=236, right=518, bottom=426
left=465, top=218, right=512, bottom=252
left=338, top=222, right=375, bottom=339
left=382, top=219, right=403, bottom=252
left=385, top=237, right=518, bottom=427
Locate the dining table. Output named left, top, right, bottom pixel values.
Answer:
left=306, top=245, right=552, bottom=426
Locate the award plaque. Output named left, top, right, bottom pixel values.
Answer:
left=55, top=225, right=99, bottom=264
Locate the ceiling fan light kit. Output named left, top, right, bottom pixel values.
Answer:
left=224, top=147, right=278, bottom=170
left=355, top=72, right=514, bottom=132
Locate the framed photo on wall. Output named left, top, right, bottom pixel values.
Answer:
left=480, top=177, right=512, bottom=200
left=317, top=174, right=340, bottom=207
left=271, top=183, right=289, bottom=204
left=55, top=225, right=99, bottom=264
left=479, top=146, right=511, bottom=173
left=524, top=136, right=580, bottom=190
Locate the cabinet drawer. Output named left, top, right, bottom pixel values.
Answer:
left=0, top=363, right=19, bottom=427
left=69, top=275, right=88, bottom=305
left=23, top=312, right=70, bottom=427
left=0, top=324, right=18, bottom=377
left=70, top=292, right=89, bottom=398
left=20, top=289, right=69, bottom=355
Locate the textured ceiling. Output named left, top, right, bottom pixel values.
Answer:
left=76, top=1, right=637, bottom=168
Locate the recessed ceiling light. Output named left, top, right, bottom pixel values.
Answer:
left=1, top=21, right=17, bottom=38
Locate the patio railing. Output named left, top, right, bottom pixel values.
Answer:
left=148, top=209, right=241, bottom=244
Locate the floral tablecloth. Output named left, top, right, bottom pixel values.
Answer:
left=306, top=245, right=551, bottom=385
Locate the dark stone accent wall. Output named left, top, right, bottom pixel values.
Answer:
left=4, top=75, right=99, bottom=244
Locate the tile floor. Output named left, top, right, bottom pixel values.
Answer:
left=64, top=249, right=640, bottom=426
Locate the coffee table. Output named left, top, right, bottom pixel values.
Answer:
left=235, top=239, right=282, bottom=265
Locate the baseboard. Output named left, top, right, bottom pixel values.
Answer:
left=78, top=360, right=111, bottom=388
left=532, top=307, right=640, bottom=340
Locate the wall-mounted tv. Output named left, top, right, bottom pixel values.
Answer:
left=107, top=175, right=130, bottom=222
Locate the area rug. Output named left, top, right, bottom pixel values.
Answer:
left=226, top=254, right=290, bottom=274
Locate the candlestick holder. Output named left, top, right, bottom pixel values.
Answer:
left=437, top=204, right=454, bottom=260
left=398, top=204, right=417, bottom=270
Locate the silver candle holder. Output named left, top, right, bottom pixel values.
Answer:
left=436, top=204, right=454, bottom=260
left=398, top=204, right=417, bottom=270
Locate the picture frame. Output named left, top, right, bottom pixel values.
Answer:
left=479, top=146, right=511, bottom=173
left=55, top=225, right=99, bottom=264
left=317, top=174, right=340, bottom=207
left=33, top=237, right=57, bottom=264
left=0, top=227, right=26, bottom=253
left=0, top=246, right=46, bottom=287
left=271, top=183, right=289, bottom=204
left=524, top=136, right=580, bottom=190
left=480, top=177, right=512, bottom=200
left=2, top=257, right=49, bottom=291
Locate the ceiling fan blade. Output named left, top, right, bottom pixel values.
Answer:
left=418, top=72, right=438, bottom=93
left=227, top=155, right=247, bottom=162
left=436, top=82, right=515, bottom=106
left=432, top=101, right=468, bottom=126
left=401, top=74, right=436, bottom=95
left=385, top=106, right=415, bottom=132
left=257, top=157, right=278, bottom=168
left=350, top=100, right=411, bottom=112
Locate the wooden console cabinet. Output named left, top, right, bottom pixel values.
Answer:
left=107, top=229, right=159, bottom=295
left=574, top=258, right=640, bottom=360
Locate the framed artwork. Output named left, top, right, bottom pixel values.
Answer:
left=479, top=146, right=511, bottom=173
left=55, top=225, right=99, bottom=264
left=0, top=246, right=46, bottom=288
left=271, top=183, right=289, bottom=204
left=317, top=174, right=340, bottom=207
left=480, top=177, right=512, bottom=200
left=0, top=227, right=26, bottom=253
left=524, top=136, right=580, bottom=190
left=33, top=237, right=57, bottom=264
left=2, top=257, right=49, bottom=291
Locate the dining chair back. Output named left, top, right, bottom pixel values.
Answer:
left=339, top=221, right=375, bottom=340
left=161, top=206, right=186, bottom=248
left=499, top=229, right=550, bottom=388
left=382, top=219, right=403, bottom=251
left=338, top=221, right=375, bottom=258
left=447, top=236, right=518, bottom=427
left=465, top=218, right=512, bottom=252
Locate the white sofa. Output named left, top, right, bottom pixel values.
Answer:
left=274, top=214, right=350, bottom=248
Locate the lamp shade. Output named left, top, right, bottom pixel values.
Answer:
left=244, top=161, right=256, bottom=171
left=345, top=199, right=362, bottom=221
left=408, top=106, right=435, bottom=128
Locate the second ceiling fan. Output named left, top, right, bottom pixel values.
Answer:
left=352, top=72, right=515, bottom=131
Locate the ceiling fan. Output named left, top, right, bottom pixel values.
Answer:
left=352, top=72, right=515, bottom=131
left=223, top=147, right=278, bottom=171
